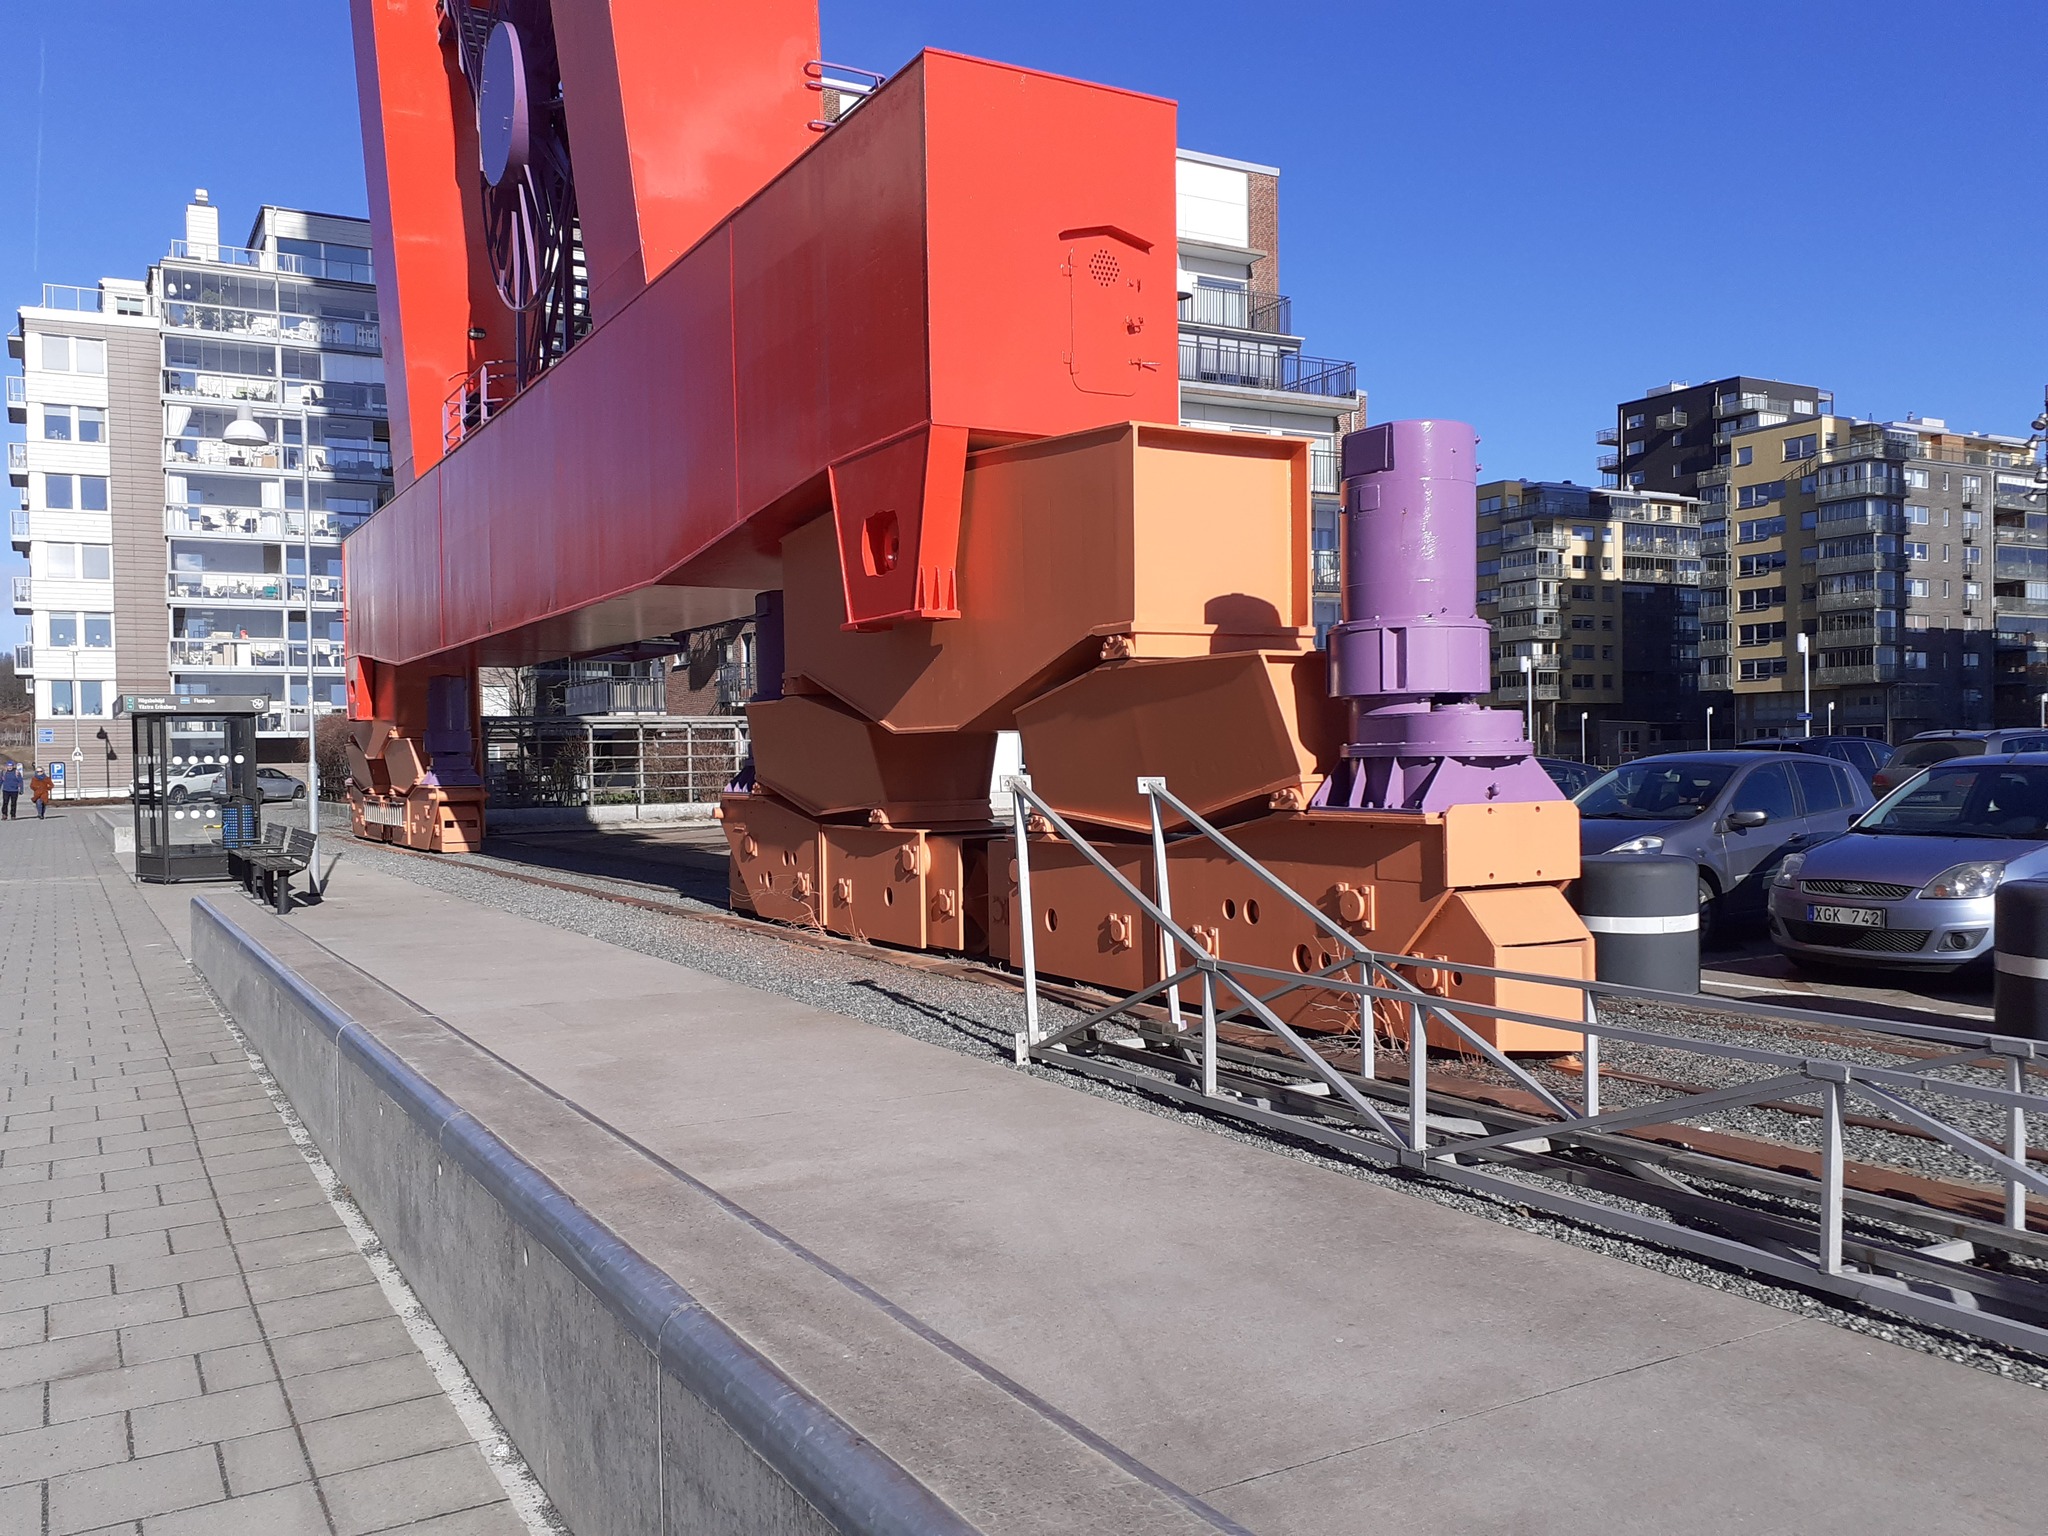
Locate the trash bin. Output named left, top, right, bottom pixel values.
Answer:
left=1573, top=854, right=1700, bottom=993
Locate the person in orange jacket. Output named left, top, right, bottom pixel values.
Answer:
left=28, top=765, right=54, bottom=819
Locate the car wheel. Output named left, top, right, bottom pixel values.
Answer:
left=293, top=785, right=306, bottom=800
left=1697, top=872, right=1719, bottom=944
left=168, top=786, right=187, bottom=805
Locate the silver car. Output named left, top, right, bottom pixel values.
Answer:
left=1769, top=754, right=2048, bottom=971
left=1577, top=751, right=1874, bottom=927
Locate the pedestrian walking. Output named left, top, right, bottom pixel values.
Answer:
left=0, top=760, right=21, bottom=821
left=29, top=766, right=53, bottom=820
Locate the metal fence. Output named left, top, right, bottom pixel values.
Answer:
left=1006, top=774, right=2048, bottom=1356
left=482, top=715, right=748, bottom=808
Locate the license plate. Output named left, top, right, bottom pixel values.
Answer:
left=1809, top=904, right=1885, bottom=928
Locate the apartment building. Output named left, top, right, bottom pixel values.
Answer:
left=1708, top=413, right=2031, bottom=739
left=9, top=193, right=391, bottom=788
left=1173, top=149, right=1363, bottom=636
left=1476, top=481, right=1703, bottom=758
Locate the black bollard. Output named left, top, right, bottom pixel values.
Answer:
left=1994, top=880, right=2048, bottom=1041
left=1573, top=854, right=1700, bottom=993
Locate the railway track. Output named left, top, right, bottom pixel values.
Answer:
left=356, top=828, right=2048, bottom=1358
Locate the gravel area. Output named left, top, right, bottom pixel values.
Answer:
left=329, top=830, right=2048, bottom=1390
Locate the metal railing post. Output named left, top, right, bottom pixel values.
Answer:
left=1009, top=776, right=1040, bottom=1065
left=2009, top=1054, right=2029, bottom=1233
left=1139, top=779, right=1186, bottom=1036
left=1819, top=1073, right=1845, bottom=1275
left=1583, top=990, right=1601, bottom=1119
left=1200, top=968, right=1219, bottom=1098
left=1357, top=962, right=1376, bottom=1082
left=1407, top=1001, right=1428, bottom=1154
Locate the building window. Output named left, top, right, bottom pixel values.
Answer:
left=1906, top=578, right=1930, bottom=597
left=43, top=475, right=73, bottom=510
left=1783, top=434, right=1817, bottom=461
left=1739, top=622, right=1787, bottom=646
left=1626, top=414, right=1644, bottom=430
left=79, top=476, right=108, bottom=512
left=1905, top=542, right=1928, bottom=561
left=37, top=334, right=105, bottom=374
left=79, top=680, right=104, bottom=717
left=1905, top=650, right=1929, bottom=670
left=1964, top=546, right=1981, bottom=566
left=82, top=545, right=111, bottom=580
left=1963, top=652, right=1982, bottom=668
left=1963, top=475, right=1982, bottom=499
left=1739, top=658, right=1790, bottom=681
left=1906, top=467, right=1929, bottom=489
left=84, top=613, right=112, bottom=647
left=1736, top=447, right=1753, bottom=466
left=47, top=613, right=77, bottom=648
left=1737, top=586, right=1786, bottom=612
left=1906, top=504, right=1929, bottom=524
left=1601, top=674, right=1613, bottom=688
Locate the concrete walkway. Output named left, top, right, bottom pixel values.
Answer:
left=169, top=844, right=2048, bottom=1535
left=0, top=814, right=531, bottom=1535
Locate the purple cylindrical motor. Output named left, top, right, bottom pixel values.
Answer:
left=1316, top=419, right=1560, bottom=811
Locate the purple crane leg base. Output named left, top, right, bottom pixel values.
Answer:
left=1313, top=419, right=1562, bottom=813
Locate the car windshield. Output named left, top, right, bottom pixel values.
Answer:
left=1576, top=759, right=1734, bottom=819
left=1859, top=763, right=2048, bottom=839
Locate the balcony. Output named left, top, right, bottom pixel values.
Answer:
left=1996, top=485, right=2044, bottom=513
left=164, top=439, right=393, bottom=478
left=1502, top=527, right=1571, bottom=552
left=1495, top=615, right=1562, bottom=642
left=1698, top=637, right=1730, bottom=659
left=1816, top=551, right=1908, bottom=577
left=1310, top=442, right=1339, bottom=497
left=166, top=239, right=374, bottom=286
left=12, top=643, right=30, bottom=673
left=1997, top=595, right=2048, bottom=618
left=7, top=441, right=26, bottom=483
left=1695, top=464, right=1730, bottom=487
left=159, top=302, right=382, bottom=355
left=168, top=572, right=287, bottom=603
left=566, top=679, right=668, bottom=716
left=1823, top=433, right=1916, bottom=465
left=1596, top=452, right=1619, bottom=471
left=4, top=375, right=22, bottom=420
left=11, top=575, right=30, bottom=611
left=1620, top=563, right=1703, bottom=586
left=9, top=508, right=28, bottom=549
left=1817, top=475, right=1903, bottom=502
left=1178, top=336, right=1357, bottom=397
left=1177, top=287, right=1292, bottom=335
left=1715, top=393, right=1799, bottom=419
left=1656, top=409, right=1689, bottom=431
left=1816, top=588, right=1884, bottom=613
left=164, top=505, right=368, bottom=543
left=171, top=637, right=290, bottom=670
left=1596, top=426, right=1620, bottom=447
left=1815, top=664, right=1899, bottom=687
left=1495, top=679, right=1562, bottom=703
left=1311, top=547, right=1340, bottom=589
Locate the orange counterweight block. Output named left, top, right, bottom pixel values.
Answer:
left=342, top=719, right=484, bottom=854
left=996, top=802, right=1589, bottom=1054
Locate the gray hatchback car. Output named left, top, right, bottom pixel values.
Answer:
left=1770, top=753, right=2048, bottom=972
left=1576, top=751, right=1875, bottom=927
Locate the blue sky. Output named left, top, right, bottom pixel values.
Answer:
left=5, top=1, right=2046, bottom=647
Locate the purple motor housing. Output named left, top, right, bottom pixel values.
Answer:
left=1315, top=420, right=1561, bottom=812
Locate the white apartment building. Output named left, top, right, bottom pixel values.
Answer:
left=1174, top=149, right=1365, bottom=635
left=9, top=193, right=392, bottom=789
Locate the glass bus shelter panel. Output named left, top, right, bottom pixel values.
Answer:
left=131, top=714, right=263, bottom=882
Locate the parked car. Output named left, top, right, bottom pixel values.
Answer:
left=1539, top=758, right=1601, bottom=797
left=1738, top=735, right=1892, bottom=786
left=1770, top=754, right=2048, bottom=972
left=197, top=765, right=307, bottom=803
left=1869, top=729, right=2048, bottom=795
left=1575, top=750, right=1874, bottom=930
left=163, top=761, right=228, bottom=804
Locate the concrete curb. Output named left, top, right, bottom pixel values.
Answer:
left=191, top=894, right=979, bottom=1536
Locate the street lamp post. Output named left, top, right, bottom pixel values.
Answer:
left=1706, top=705, right=1715, bottom=753
left=1827, top=700, right=1836, bottom=735
left=2039, top=692, right=2046, bottom=730
left=1580, top=709, right=1589, bottom=764
left=1519, top=655, right=1535, bottom=749
left=1796, top=632, right=1812, bottom=738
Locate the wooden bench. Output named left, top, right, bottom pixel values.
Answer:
left=225, top=824, right=285, bottom=895
left=245, top=828, right=319, bottom=915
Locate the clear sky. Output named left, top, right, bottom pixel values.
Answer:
left=4, top=0, right=2046, bottom=648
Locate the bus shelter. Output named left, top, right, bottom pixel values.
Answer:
left=118, top=694, right=268, bottom=883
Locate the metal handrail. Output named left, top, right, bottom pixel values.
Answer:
left=1003, top=771, right=2048, bottom=1352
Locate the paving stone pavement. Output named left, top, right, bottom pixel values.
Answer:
left=0, top=813, right=532, bottom=1535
